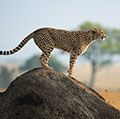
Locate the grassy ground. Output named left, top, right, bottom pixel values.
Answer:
left=100, top=91, right=120, bottom=110
left=75, top=63, right=120, bottom=90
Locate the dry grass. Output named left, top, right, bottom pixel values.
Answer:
left=74, top=63, right=120, bottom=90
left=100, top=91, right=120, bottom=110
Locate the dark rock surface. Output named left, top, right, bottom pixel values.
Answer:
left=0, top=68, right=120, bottom=119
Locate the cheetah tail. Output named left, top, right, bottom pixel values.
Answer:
left=0, top=33, right=33, bottom=55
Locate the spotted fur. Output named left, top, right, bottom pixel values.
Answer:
left=0, top=28, right=106, bottom=77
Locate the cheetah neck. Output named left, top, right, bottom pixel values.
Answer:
left=82, top=34, right=96, bottom=46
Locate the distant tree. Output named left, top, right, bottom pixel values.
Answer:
left=21, top=55, right=40, bottom=71
left=21, top=55, right=66, bottom=72
left=82, top=42, right=112, bottom=88
left=79, top=21, right=112, bottom=88
left=80, top=21, right=103, bottom=30
left=49, top=56, right=67, bottom=72
left=101, top=28, right=120, bottom=54
left=0, top=66, right=12, bottom=88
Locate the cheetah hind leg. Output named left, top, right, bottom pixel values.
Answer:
left=40, top=50, right=53, bottom=70
left=68, top=52, right=78, bottom=77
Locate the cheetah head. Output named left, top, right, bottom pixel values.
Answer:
left=91, top=28, right=106, bottom=41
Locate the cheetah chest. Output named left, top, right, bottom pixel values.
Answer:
left=81, top=45, right=89, bottom=54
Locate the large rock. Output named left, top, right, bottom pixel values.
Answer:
left=0, top=68, right=120, bottom=119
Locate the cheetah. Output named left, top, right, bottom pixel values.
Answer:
left=0, top=28, right=106, bottom=77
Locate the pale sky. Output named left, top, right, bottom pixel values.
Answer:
left=0, top=0, right=120, bottom=63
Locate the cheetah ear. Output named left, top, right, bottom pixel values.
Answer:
left=92, top=29, right=97, bottom=34
left=93, top=28, right=98, bottom=31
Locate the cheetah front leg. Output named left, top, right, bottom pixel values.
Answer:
left=68, top=52, right=78, bottom=77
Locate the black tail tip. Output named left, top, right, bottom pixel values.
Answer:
left=0, top=51, right=2, bottom=55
